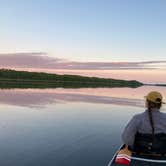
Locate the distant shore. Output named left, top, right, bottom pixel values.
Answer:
left=0, top=69, right=143, bottom=89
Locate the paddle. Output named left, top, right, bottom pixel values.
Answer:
left=115, top=145, right=132, bottom=165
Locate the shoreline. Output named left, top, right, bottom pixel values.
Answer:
left=0, top=69, right=143, bottom=88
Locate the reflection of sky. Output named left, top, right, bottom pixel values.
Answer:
left=0, top=101, right=142, bottom=166
left=0, top=87, right=166, bottom=165
left=0, top=86, right=166, bottom=109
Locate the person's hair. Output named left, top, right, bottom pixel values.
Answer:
left=146, top=99, right=162, bottom=138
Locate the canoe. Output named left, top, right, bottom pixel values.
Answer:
left=108, top=145, right=166, bottom=166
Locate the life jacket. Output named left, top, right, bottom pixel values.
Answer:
left=133, top=132, right=166, bottom=155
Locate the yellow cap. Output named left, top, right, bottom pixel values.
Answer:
left=145, top=91, right=165, bottom=104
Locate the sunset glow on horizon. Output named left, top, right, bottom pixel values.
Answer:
left=0, top=52, right=165, bottom=84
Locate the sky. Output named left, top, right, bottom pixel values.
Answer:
left=0, top=0, right=166, bottom=62
left=0, top=0, right=166, bottom=83
left=0, top=52, right=166, bottom=83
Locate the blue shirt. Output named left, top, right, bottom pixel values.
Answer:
left=122, top=109, right=166, bottom=146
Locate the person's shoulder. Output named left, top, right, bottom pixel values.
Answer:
left=159, top=111, right=166, bottom=118
left=132, top=111, right=146, bottom=120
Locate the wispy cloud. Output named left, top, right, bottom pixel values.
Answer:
left=0, top=52, right=166, bottom=70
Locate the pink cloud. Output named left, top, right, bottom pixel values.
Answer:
left=0, top=52, right=166, bottom=83
left=0, top=52, right=166, bottom=70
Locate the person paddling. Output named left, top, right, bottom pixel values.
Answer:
left=122, top=91, right=166, bottom=154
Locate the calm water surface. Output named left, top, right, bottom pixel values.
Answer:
left=0, top=86, right=166, bottom=166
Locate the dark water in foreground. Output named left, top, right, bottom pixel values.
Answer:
left=0, top=87, right=165, bottom=166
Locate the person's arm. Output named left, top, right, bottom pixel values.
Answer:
left=122, top=115, right=140, bottom=147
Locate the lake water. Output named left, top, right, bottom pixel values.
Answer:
left=0, top=86, right=166, bottom=166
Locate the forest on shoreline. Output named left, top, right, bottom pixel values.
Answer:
left=0, top=69, right=143, bottom=88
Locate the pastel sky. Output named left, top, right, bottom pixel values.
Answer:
left=0, top=53, right=166, bottom=84
left=0, top=1, right=166, bottom=84
left=0, top=0, right=166, bottom=61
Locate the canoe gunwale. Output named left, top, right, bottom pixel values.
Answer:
left=107, top=144, right=166, bottom=166
left=107, top=145, right=123, bottom=166
left=131, top=156, right=166, bottom=163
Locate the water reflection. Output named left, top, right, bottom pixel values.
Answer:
left=0, top=86, right=166, bottom=166
left=0, top=86, right=166, bottom=109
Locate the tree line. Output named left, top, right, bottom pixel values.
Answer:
left=0, top=69, right=143, bottom=88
